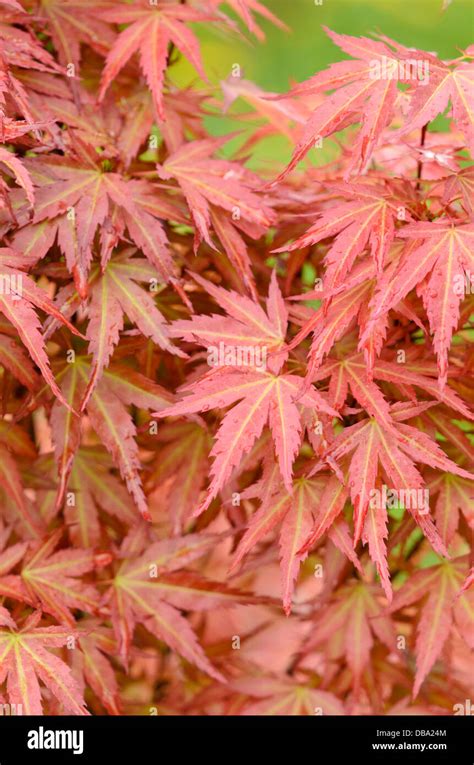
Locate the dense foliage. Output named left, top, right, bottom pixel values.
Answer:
left=0, top=0, right=472, bottom=716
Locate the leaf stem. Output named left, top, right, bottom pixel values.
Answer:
left=415, top=123, right=428, bottom=190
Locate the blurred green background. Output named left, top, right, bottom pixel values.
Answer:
left=169, top=0, right=473, bottom=169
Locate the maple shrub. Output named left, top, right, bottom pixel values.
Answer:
left=0, top=0, right=472, bottom=718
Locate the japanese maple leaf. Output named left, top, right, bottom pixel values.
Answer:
left=271, top=28, right=418, bottom=181
left=287, top=259, right=379, bottom=380
left=313, top=401, right=474, bottom=592
left=220, top=76, right=309, bottom=144
left=390, top=556, right=473, bottom=697
left=0, top=146, right=34, bottom=209
left=98, top=1, right=213, bottom=120
left=41, top=250, right=185, bottom=408
left=23, top=146, right=176, bottom=297
left=421, top=405, right=474, bottom=467
left=207, top=0, right=288, bottom=42
left=170, top=270, right=289, bottom=374
left=426, top=470, right=474, bottom=549
left=0, top=11, right=61, bottom=126
left=158, top=269, right=339, bottom=511
left=25, top=85, right=173, bottom=175
left=394, top=56, right=474, bottom=156
left=155, top=363, right=338, bottom=516
left=303, top=580, right=396, bottom=695
left=0, top=332, right=40, bottom=390
left=366, top=220, right=474, bottom=389
left=106, top=530, right=269, bottom=677
left=146, top=421, right=212, bottom=534
left=442, top=167, right=474, bottom=214
left=232, top=677, right=344, bottom=715
left=157, top=137, right=276, bottom=259
left=0, top=611, right=89, bottom=715
left=312, top=352, right=473, bottom=421
left=31, top=0, right=116, bottom=68
left=0, top=422, right=46, bottom=539
left=19, top=528, right=107, bottom=626
left=51, top=357, right=173, bottom=520
left=275, top=181, right=407, bottom=280
left=34, top=447, right=137, bottom=548
left=294, top=454, right=394, bottom=602
left=313, top=354, right=395, bottom=428
left=0, top=9, right=59, bottom=76
left=229, top=458, right=360, bottom=614
left=0, top=249, right=82, bottom=405
left=74, top=620, right=121, bottom=715
left=367, top=355, right=474, bottom=420
left=0, top=530, right=32, bottom=604
left=81, top=252, right=185, bottom=408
